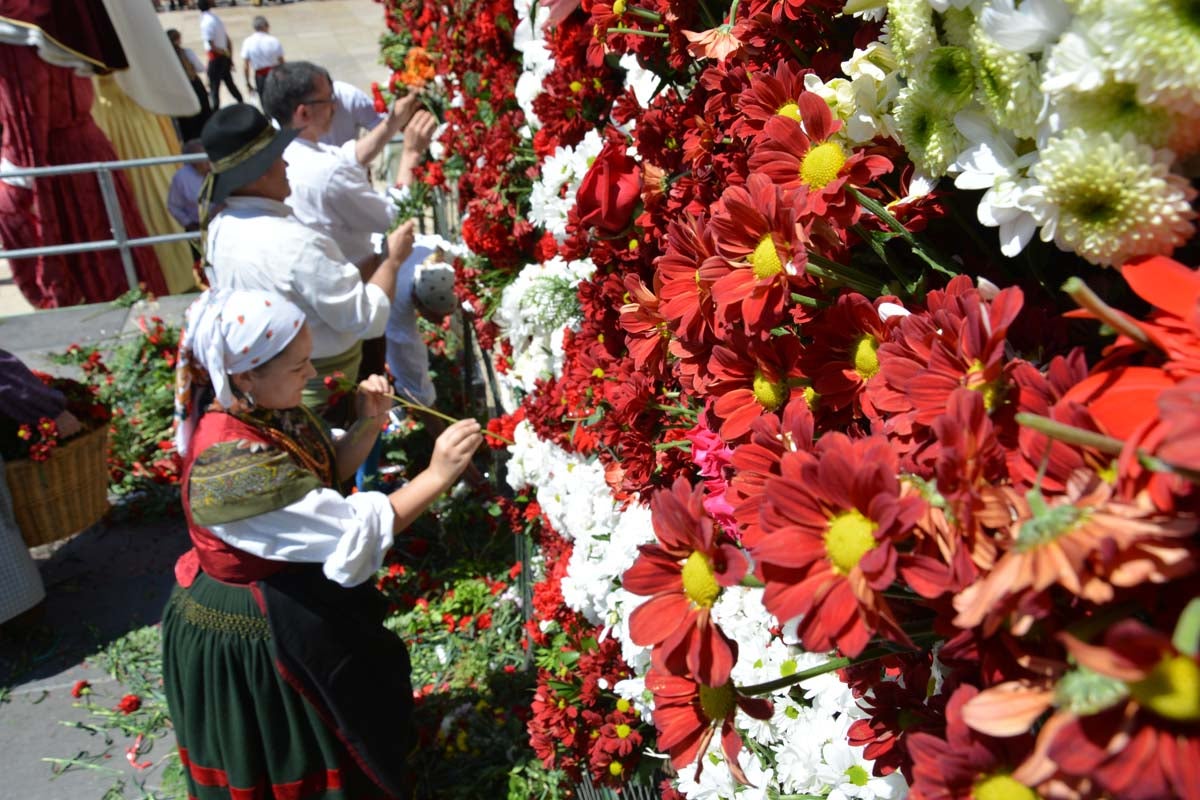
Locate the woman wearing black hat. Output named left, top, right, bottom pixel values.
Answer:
left=197, top=104, right=416, bottom=415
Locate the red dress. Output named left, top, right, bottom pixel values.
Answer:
left=0, top=44, right=167, bottom=307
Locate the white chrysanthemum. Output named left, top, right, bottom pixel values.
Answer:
left=673, top=741, right=774, bottom=800
left=515, top=71, right=546, bottom=129
left=970, top=19, right=1042, bottom=139
left=1046, top=79, right=1176, bottom=148
left=817, top=732, right=908, bottom=800
left=605, top=586, right=653, bottom=673
left=952, top=110, right=1039, bottom=256
left=1024, top=129, right=1198, bottom=266
left=892, top=84, right=966, bottom=176
left=1041, top=25, right=1108, bottom=96
left=1103, top=0, right=1200, bottom=118
left=928, top=0, right=977, bottom=12
left=884, top=0, right=939, bottom=73
left=919, top=45, right=977, bottom=111
left=620, top=52, right=659, bottom=111
left=774, top=708, right=840, bottom=793
left=978, top=0, right=1071, bottom=54
left=837, top=43, right=904, bottom=142
left=528, top=136, right=598, bottom=237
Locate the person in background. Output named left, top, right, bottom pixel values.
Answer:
left=163, top=287, right=481, bottom=799
left=262, top=62, right=432, bottom=273
left=168, top=28, right=212, bottom=144
left=240, top=16, right=284, bottom=99
left=167, top=139, right=210, bottom=232
left=0, top=350, right=82, bottom=634
left=319, top=80, right=385, bottom=149
left=197, top=0, right=243, bottom=110
left=199, top=104, right=415, bottom=413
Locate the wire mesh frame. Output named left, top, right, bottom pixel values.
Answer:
left=574, top=774, right=663, bottom=800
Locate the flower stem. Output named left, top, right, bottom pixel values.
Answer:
left=625, top=6, right=663, bottom=23
left=382, top=392, right=514, bottom=446
left=737, top=646, right=892, bottom=696
left=607, top=27, right=670, bottom=38
left=850, top=187, right=959, bottom=279
left=1013, top=412, right=1124, bottom=455
left=1061, top=277, right=1153, bottom=349
left=806, top=251, right=885, bottom=295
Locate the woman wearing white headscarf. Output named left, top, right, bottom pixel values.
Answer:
left=163, top=288, right=481, bottom=799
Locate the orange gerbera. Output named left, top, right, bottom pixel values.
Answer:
left=952, top=470, right=1198, bottom=634
left=707, top=174, right=810, bottom=339
left=623, top=477, right=749, bottom=687
left=646, top=669, right=772, bottom=785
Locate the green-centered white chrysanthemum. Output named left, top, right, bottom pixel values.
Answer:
left=921, top=46, right=977, bottom=110
left=1103, top=0, right=1200, bottom=118
left=940, top=7, right=975, bottom=49
left=1025, top=129, right=1198, bottom=267
left=1052, top=80, right=1176, bottom=148
left=971, top=21, right=1042, bottom=139
left=893, top=84, right=966, bottom=177
left=885, top=0, right=939, bottom=74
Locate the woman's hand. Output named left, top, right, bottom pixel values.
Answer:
left=428, top=418, right=483, bottom=486
left=355, top=374, right=394, bottom=424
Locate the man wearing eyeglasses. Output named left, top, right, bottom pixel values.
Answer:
left=262, top=61, right=428, bottom=274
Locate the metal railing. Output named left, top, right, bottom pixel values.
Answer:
left=0, top=152, right=207, bottom=291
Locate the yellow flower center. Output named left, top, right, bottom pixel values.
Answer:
left=616, top=698, right=631, bottom=712
left=570, top=80, right=584, bottom=93
left=853, top=334, right=880, bottom=380
left=803, top=385, right=819, bottom=409
left=750, top=234, right=784, bottom=280
left=698, top=682, right=736, bottom=721
left=825, top=509, right=878, bottom=575
left=615, top=723, right=631, bottom=739
left=752, top=371, right=787, bottom=411
left=800, top=141, right=847, bottom=189
left=681, top=551, right=721, bottom=608
left=1128, top=654, right=1200, bottom=722
left=776, top=101, right=803, bottom=122
left=973, top=774, right=1039, bottom=800
left=613, top=0, right=627, bottom=14
left=591, top=367, right=606, bottom=379
left=966, top=360, right=1002, bottom=411
left=609, top=761, right=624, bottom=776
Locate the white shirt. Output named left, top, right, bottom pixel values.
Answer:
left=182, top=47, right=205, bottom=76
left=283, top=137, right=394, bottom=267
left=240, top=31, right=284, bottom=71
left=208, top=488, right=395, bottom=587
left=200, top=11, right=230, bottom=54
left=205, top=196, right=390, bottom=359
left=320, top=80, right=386, bottom=148
left=385, top=245, right=437, bottom=406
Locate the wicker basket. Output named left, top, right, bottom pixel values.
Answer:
left=5, top=424, right=110, bottom=547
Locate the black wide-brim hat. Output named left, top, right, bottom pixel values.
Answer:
left=200, top=104, right=298, bottom=206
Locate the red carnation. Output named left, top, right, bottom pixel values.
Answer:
left=116, top=694, right=142, bottom=714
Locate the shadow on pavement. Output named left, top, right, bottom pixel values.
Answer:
left=0, top=513, right=189, bottom=688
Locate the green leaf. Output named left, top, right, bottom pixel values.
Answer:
left=1174, top=598, right=1200, bottom=656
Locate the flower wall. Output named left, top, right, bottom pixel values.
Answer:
left=380, top=1, right=1200, bottom=797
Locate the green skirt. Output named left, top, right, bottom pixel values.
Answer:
left=162, top=573, right=392, bottom=799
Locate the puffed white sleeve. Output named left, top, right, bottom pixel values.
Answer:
left=206, top=488, right=396, bottom=587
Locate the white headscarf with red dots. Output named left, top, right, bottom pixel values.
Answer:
left=173, top=288, right=306, bottom=456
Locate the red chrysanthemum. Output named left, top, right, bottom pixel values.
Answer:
left=623, top=477, right=749, bottom=687
left=749, top=93, right=892, bottom=226
left=735, top=59, right=812, bottom=138
left=707, top=333, right=806, bottom=442
left=752, top=433, right=925, bottom=656
left=646, top=669, right=773, bottom=785
left=907, top=685, right=1038, bottom=800
left=708, top=174, right=810, bottom=338
left=800, top=292, right=901, bottom=419
left=658, top=213, right=724, bottom=345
